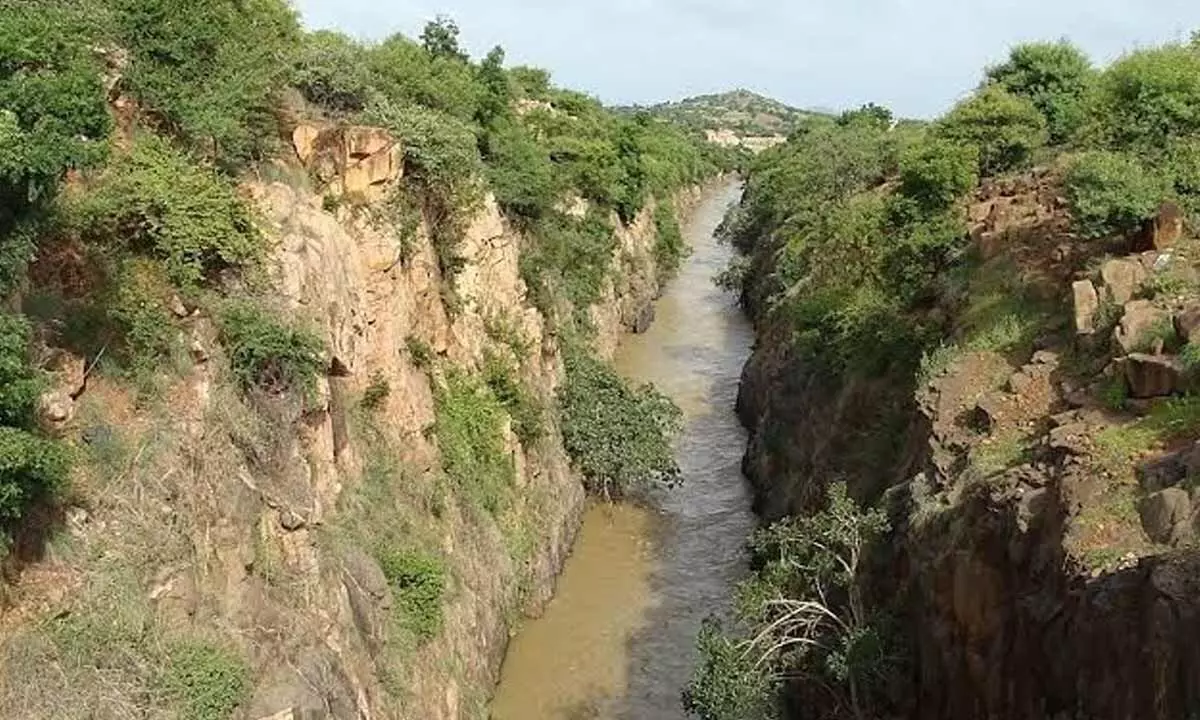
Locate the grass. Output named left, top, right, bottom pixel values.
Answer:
left=406, top=335, right=434, bottom=370
left=967, top=429, right=1030, bottom=479
left=160, top=642, right=250, bottom=720
left=376, top=548, right=448, bottom=641
left=432, top=370, right=515, bottom=515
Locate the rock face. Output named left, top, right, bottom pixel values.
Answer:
left=1114, top=300, right=1172, bottom=355
left=1121, top=353, right=1184, bottom=398
left=1072, top=279, right=1098, bottom=334
left=1099, top=257, right=1146, bottom=305
left=294, top=124, right=404, bottom=202
left=3, top=121, right=723, bottom=720
left=1137, top=201, right=1186, bottom=251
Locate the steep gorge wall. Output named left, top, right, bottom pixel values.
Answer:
left=735, top=174, right=1200, bottom=720
left=0, top=122, right=711, bottom=720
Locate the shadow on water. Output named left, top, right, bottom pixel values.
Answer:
left=490, top=181, right=757, bottom=720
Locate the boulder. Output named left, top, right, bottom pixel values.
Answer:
left=1114, top=300, right=1173, bottom=355
left=1137, top=452, right=1189, bottom=492
left=1099, top=258, right=1147, bottom=305
left=1072, top=280, right=1099, bottom=335
left=1144, top=201, right=1186, bottom=251
left=36, top=391, right=75, bottom=436
left=1176, top=301, right=1200, bottom=345
left=1121, top=353, right=1184, bottom=398
left=292, top=124, right=320, bottom=164
left=1138, top=487, right=1193, bottom=545
left=43, top=348, right=86, bottom=398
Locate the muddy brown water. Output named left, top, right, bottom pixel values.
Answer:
left=490, top=181, right=756, bottom=720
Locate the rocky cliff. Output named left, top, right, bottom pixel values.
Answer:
left=736, top=170, right=1200, bottom=719
left=0, top=122, right=708, bottom=720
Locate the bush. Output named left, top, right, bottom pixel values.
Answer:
left=0, top=427, right=70, bottom=525
left=654, top=200, right=687, bottom=275
left=0, top=0, right=112, bottom=293
left=483, top=119, right=559, bottom=220
left=482, top=353, right=544, bottom=446
left=521, top=209, right=618, bottom=318
left=897, top=137, right=980, bottom=213
left=683, top=620, right=779, bottom=720
left=376, top=548, right=447, bottom=641
left=405, top=335, right=434, bottom=370
left=1065, top=151, right=1169, bottom=238
left=107, top=258, right=178, bottom=376
left=219, top=302, right=325, bottom=400
left=361, top=372, right=390, bottom=410
left=113, top=0, right=301, bottom=167
left=0, top=313, right=42, bottom=429
left=986, top=41, right=1095, bottom=144
left=67, top=135, right=263, bottom=287
left=1094, top=45, right=1200, bottom=152
left=160, top=642, right=249, bottom=720
left=558, top=344, right=682, bottom=497
left=367, top=33, right=479, bottom=122
left=292, top=30, right=374, bottom=114
left=432, top=370, right=514, bottom=514
left=936, top=85, right=1048, bottom=175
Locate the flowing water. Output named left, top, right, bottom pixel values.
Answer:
left=490, top=181, right=756, bottom=720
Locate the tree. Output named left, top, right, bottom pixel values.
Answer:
left=986, top=41, right=1094, bottom=143
left=475, top=45, right=512, bottom=131
left=896, top=137, right=979, bottom=213
left=1094, top=44, right=1200, bottom=152
left=421, top=16, right=467, bottom=62
left=936, top=85, right=1048, bottom=175
left=293, top=30, right=374, bottom=114
left=837, top=103, right=893, bottom=130
left=1064, top=150, right=1169, bottom=239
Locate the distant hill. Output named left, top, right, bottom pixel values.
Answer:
left=618, top=89, right=822, bottom=139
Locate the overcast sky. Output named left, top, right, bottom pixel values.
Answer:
left=294, top=0, right=1200, bottom=118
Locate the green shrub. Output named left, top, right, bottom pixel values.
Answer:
left=1094, top=45, right=1200, bottom=152
left=0, top=426, right=70, bottom=525
left=67, top=135, right=262, bottom=287
left=683, top=620, right=779, bottom=720
left=897, top=137, right=980, bottom=213
left=653, top=200, right=687, bottom=275
left=113, top=0, right=301, bottom=167
left=521, top=209, right=618, bottom=317
left=432, top=370, right=514, bottom=513
left=482, top=353, right=544, bottom=446
left=483, top=119, right=559, bottom=221
left=986, top=41, right=1095, bottom=144
left=0, top=313, right=42, bottom=429
left=107, top=258, right=179, bottom=376
left=376, top=548, right=447, bottom=641
left=361, top=372, right=390, bottom=410
left=936, top=85, right=1049, bottom=175
left=159, top=642, right=249, bottom=720
left=292, top=30, right=374, bottom=114
left=558, top=344, right=681, bottom=497
left=405, top=335, right=434, bottom=369
left=219, top=302, right=325, bottom=400
left=367, top=33, right=479, bottom=123
left=1064, top=151, right=1169, bottom=238
left=0, top=1, right=112, bottom=293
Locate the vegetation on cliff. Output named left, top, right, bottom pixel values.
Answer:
left=695, top=34, right=1200, bottom=719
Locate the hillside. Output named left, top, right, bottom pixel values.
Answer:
left=619, top=89, right=820, bottom=150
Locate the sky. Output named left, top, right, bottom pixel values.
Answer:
left=294, top=0, right=1200, bottom=119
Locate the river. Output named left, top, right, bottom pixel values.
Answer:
left=490, top=181, right=756, bottom=720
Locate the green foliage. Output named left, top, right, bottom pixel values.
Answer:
left=482, top=353, right=545, bottom=446
left=159, top=642, right=249, bottom=720
left=361, top=372, right=390, bottom=410
left=986, top=41, right=1095, bottom=144
left=522, top=209, right=618, bottom=318
left=368, top=33, right=480, bottom=122
left=558, top=343, right=682, bottom=497
left=1064, top=151, right=1168, bottom=238
left=1093, top=45, right=1200, bottom=152
left=0, top=313, right=42, bottom=428
left=683, top=620, right=778, bottom=720
left=67, top=135, right=262, bottom=286
left=376, top=548, right=447, bottom=641
left=0, top=426, right=70, bottom=525
left=420, top=16, right=468, bottom=62
left=838, top=103, right=894, bottom=130
left=0, top=0, right=112, bottom=293
left=897, top=137, right=980, bottom=213
left=936, top=85, right=1049, bottom=175
left=107, top=258, right=179, bottom=376
left=218, top=302, right=325, bottom=400
left=113, top=0, right=301, bottom=167
left=292, top=30, right=374, bottom=114
left=483, top=119, right=558, bottom=220
left=654, top=200, right=688, bottom=276
left=405, top=336, right=434, bottom=370
left=432, top=370, right=514, bottom=514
